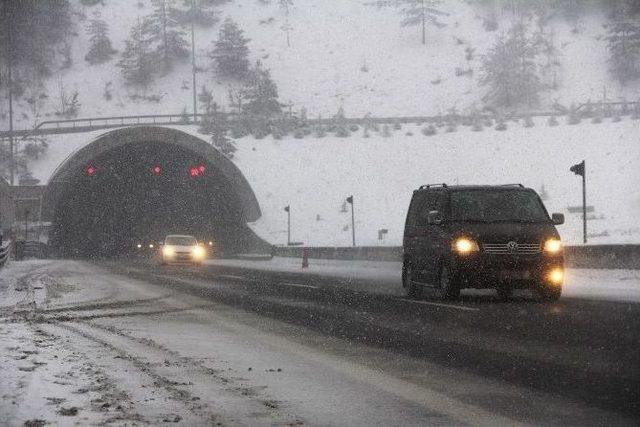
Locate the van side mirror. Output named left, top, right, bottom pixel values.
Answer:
left=427, top=210, right=443, bottom=225
left=551, top=213, right=564, bottom=225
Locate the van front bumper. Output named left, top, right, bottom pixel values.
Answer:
left=450, top=253, right=564, bottom=289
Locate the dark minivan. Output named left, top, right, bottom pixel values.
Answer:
left=402, top=184, right=565, bottom=301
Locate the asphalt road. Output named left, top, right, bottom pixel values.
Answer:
left=105, top=259, right=640, bottom=423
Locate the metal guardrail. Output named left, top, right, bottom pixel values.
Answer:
left=0, top=112, right=223, bottom=138
left=272, top=245, right=640, bottom=269
left=0, top=241, right=11, bottom=268
left=574, top=101, right=640, bottom=114
left=2, top=100, right=639, bottom=139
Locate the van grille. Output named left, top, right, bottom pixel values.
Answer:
left=482, top=243, right=541, bottom=255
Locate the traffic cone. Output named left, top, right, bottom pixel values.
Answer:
left=302, top=248, right=309, bottom=269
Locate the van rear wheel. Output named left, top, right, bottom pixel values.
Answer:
left=435, top=266, right=460, bottom=301
left=497, top=284, right=513, bottom=301
left=402, top=262, right=423, bottom=299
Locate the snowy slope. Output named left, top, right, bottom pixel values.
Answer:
left=29, top=116, right=640, bottom=247
left=2, top=0, right=640, bottom=130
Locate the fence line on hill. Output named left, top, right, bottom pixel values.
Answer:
left=1, top=100, right=638, bottom=140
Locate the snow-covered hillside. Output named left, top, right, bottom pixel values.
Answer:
left=29, top=116, right=640, bottom=246
left=2, top=0, right=640, bottom=130
left=7, top=0, right=640, bottom=247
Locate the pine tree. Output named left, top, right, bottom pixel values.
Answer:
left=210, top=108, right=236, bottom=157
left=481, top=23, right=541, bottom=108
left=606, top=20, right=640, bottom=84
left=333, top=107, right=350, bottom=137
left=147, top=0, right=190, bottom=73
left=117, top=19, right=156, bottom=86
left=197, top=85, right=216, bottom=134
left=210, top=18, right=251, bottom=78
left=0, top=0, right=72, bottom=77
left=175, top=0, right=225, bottom=27
left=85, top=16, right=117, bottom=64
left=243, top=62, right=282, bottom=118
left=280, top=0, right=294, bottom=47
left=373, top=0, right=446, bottom=45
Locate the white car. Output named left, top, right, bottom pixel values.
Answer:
left=160, top=235, right=206, bottom=265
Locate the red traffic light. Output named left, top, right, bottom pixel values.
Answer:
left=85, top=165, right=97, bottom=176
left=189, top=164, right=206, bottom=177
left=152, top=165, right=162, bottom=176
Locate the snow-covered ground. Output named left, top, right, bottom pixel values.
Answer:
left=206, top=256, right=640, bottom=303
left=2, top=0, right=640, bottom=130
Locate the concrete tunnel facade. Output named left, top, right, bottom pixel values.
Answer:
left=37, top=126, right=267, bottom=257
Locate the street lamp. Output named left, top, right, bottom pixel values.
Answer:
left=284, top=205, right=291, bottom=245
left=190, top=0, right=197, bottom=123
left=570, top=160, right=587, bottom=244
left=346, top=195, right=355, bottom=247
left=24, top=209, right=29, bottom=242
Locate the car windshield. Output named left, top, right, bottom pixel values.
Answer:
left=450, top=190, right=550, bottom=223
left=165, top=236, right=197, bottom=246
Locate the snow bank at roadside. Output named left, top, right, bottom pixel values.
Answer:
left=206, top=257, right=640, bottom=302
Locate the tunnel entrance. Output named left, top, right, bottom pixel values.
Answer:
left=46, top=127, right=266, bottom=258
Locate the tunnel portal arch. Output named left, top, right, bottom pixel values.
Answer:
left=43, top=126, right=265, bottom=257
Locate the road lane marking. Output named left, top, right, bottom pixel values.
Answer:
left=219, top=274, right=247, bottom=281
left=399, top=298, right=480, bottom=312
left=279, top=283, right=318, bottom=290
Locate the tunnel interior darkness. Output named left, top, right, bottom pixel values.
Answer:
left=51, top=140, right=256, bottom=258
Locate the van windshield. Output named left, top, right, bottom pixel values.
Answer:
left=449, top=190, right=550, bottom=223
left=165, top=236, right=197, bottom=246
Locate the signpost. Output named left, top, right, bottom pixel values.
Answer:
left=284, top=205, right=291, bottom=245
left=570, top=160, right=587, bottom=244
left=346, top=195, right=355, bottom=247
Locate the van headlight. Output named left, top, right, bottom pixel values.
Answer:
left=192, top=246, right=206, bottom=260
left=543, top=239, right=563, bottom=254
left=547, top=267, right=564, bottom=285
left=452, top=237, right=480, bottom=255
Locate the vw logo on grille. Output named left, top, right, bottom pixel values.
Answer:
left=506, top=241, right=519, bottom=253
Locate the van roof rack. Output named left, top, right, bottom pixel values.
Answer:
left=418, top=183, right=448, bottom=190
left=499, top=184, right=525, bottom=188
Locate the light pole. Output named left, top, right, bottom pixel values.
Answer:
left=346, top=195, right=355, bottom=247
left=284, top=205, right=291, bottom=245
left=570, top=160, right=587, bottom=244
left=190, top=0, right=197, bottom=123
left=4, top=1, right=15, bottom=185
left=24, top=209, right=29, bottom=242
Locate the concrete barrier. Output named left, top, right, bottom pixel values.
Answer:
left=564, top=245, right=640, bottom=269
left=272, top=245, right=640, bottom=269
left=273, top=245, right=403, bottom=262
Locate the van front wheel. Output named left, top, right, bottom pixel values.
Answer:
left=537, top=284, right=562, bottom=302
left=435, top=266, right=460, bottom=301
left=402, top=262, right=423, bottom=299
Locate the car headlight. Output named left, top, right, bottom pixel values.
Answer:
left=192, top=246, right=206, bottom=259
left=162, top=246, right=175, bottom=257
left=543, top=238, right=563, bottom=254
left=452, top=237, right=480, bottom=255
